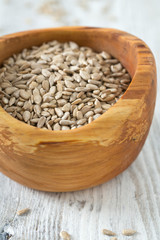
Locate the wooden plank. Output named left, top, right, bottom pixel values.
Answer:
left=0, top=0, right=160, bottom=239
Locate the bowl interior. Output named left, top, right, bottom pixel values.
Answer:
left=0, top=27, right=136, bottom=133
left=0, top=27, right=137, bottom=78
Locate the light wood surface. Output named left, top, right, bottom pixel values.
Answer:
left=0, top=0, right=159, bottom=239
left=0, top=27, right=156, bottom=192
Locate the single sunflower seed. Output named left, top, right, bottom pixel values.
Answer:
left=102, top=229, right=116, bottom=236
left=122, top=229, right=136, bottom=236
left=17, top=208, right=30, bottom=216
left=60, top=230, right=70, bottom=240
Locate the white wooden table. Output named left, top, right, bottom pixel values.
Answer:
left=0, top=0, right=159, bottom=239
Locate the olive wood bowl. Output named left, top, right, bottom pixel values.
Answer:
left=0, top=27, right=157, bottom=192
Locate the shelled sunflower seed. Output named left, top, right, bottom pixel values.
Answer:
left=122, top=229, right=136, bottom=236
left=16, top=208, right=30, bottom=216
left=0, top=40, right=131, bottom=130
left=102, top=229, right=117, bottom=236
left=60, top=230, right=70, bottom=240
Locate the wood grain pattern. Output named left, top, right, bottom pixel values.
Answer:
left=0, top=0, right=160, bottom=239
left=0, top=27, right=156, bottom=192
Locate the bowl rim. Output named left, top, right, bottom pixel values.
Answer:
left=0, top=26, right=156, bottom=137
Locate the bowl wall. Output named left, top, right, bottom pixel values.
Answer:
left=0, top=27, right=157, bottom=191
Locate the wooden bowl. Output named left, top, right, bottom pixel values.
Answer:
left=0, top=27, right=157, bottom=192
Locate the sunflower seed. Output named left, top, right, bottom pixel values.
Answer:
left=33, top=88, right=42, bottom=104
left=65, top=80, right=75, bottom=88
left=88, top=116, right=93, bottom=123
left=84, top=111, right=94, bottom=118
left=37, top=117, right=46, bottom=128
left=53, top=123, right=61, bottom=130
left=34, top=105, right=41, bottom=116
left=122, top=229, right=136, bottom=236
left=103, top=229, right=116, bottom=236
left=62, top=112, right=70, bottom=120
left=94, top=99, right=101, bottom=108
left=19, top=90, right=31, bottom=100
left=2, top=97, right=9, bottom=104
left=111, top=63, right=122, bottom=72
left=57, top=99, right=67, bottom=107
left=5, top=87, right=17, bottom=95
left=55, top=91, right=62, bottom=100
left=62, top=103, right=71, bottom=112
left=77, top=118, right=86, bottom=125
left=17, top=208, right=30, bottom=216
left=61, top=126, right=70, bottom=130
left=42, top=69, right=51, bottom=77
left=8, top=97, right=15, bottom=106
left=94, top=108, right=102, bottom=114
left=23, top=74, right=33, bottom=79
left=72, top=98, right=82, bottom=105
left=55, top=108, right=63, bottom=117
left=76, top=110, right=83, bottom=119
left=23, top=111, right=31, bottom=122
left=81, top=105, right=91, bottom=114
left=101, top=103, right=111, bottom=110
left=42, top=80, right=50, bottom=91
left=60, top=230, right=70, bottom=240
left=91, top=72, right=102, bottom=80
left=93, top=113, right=101, bottom=120
left=59, top=120, right=75, bottom=126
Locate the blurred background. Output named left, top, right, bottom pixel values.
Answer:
left=0, top=0, right=159, bottom=98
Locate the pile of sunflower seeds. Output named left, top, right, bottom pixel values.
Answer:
left=0, top=40, right=131, bottom=130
